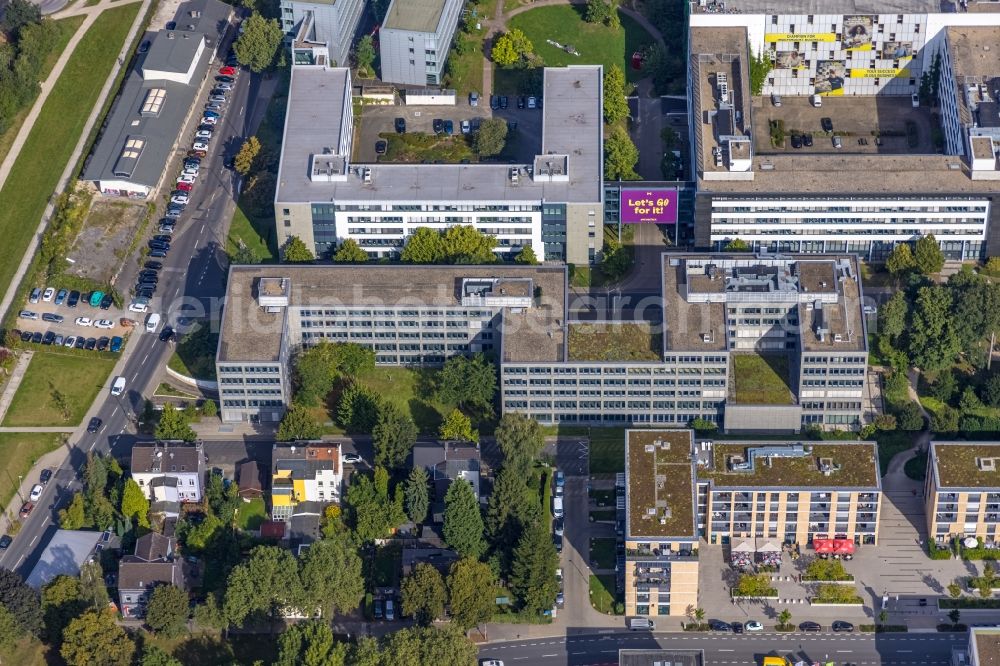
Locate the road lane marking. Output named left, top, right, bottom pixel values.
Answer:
left=29, top=535, right=37, bottom=546
left=541, top=655, right=557, bottom=658
left=15, top=555, right=24, bottom=568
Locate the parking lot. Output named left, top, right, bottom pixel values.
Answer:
left=354, top=95, right=545, bottom=164
left=16, top=288, right=137, bottom=350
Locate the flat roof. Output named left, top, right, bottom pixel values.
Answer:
left=219, top=264, right=567, bottom=364
left=698, top=442, right=880, bottom=488
left=626, top=430, right=697, bottom=540
left=973, top=627, right=1000, bottom=666
left=383, top=0, right=448, bottom=33
left=276, top=66, right=602, bottom=204
left=690, top=28, right=750, bottom=180
left=82, top=0, right=230, bottom=188
left=948, top=27, right=1000, bottom=79
left=662, top=256, right=727, bottom=352
left=691, top=0, right=957, bottom=12
left=931, top=441, right=1000, bottom=489
left=567, top=322, right=661, bottom=362
left=144, top=31, right=202, bottom=75
left=26, top=530, right=102, bottom=589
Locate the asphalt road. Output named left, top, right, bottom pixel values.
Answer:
left=477, top=630, right=966, bottom=665
left=0, top=26, right=264, bottom=578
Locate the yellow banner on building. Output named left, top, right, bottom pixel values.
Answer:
left=845, top=43, right=873, bottom=52
left=850, top=68, right=904, bottom=78
left=765, top=33, right=837, bottom=43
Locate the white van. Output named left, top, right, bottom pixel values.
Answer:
left=552, top=496, right=564, bottom=519
left=810, top=94, right=822, bottom=107
left=110, top=376, right=126, bottom=396
left=628, top=617, right=655, bottom=631
left=145, top=312, right=161, bottom=333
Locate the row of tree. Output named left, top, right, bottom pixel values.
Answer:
left=0, top=0, right=57, bottom=135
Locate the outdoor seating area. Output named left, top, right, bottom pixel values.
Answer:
left=729, top=537, right=783, bottom=569
left=811, top=538, right=855, bottom=560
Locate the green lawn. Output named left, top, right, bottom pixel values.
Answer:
left=0, top=433, right=65, bottom=510
left=373, top=543, right=402, bottom=588
left=236, top=497, right=267, bottom=531
left=168, top=322, right=219, bottom=381
left=590, top=509, right=616, bottom=522
left=587, top=427, right=627, bottom=475
left=0, top=4, right=140, bottom=296
left=2, top=352, right=117, bottom=427
left=445, top=37, right=484, bottom=96
left=589, top=574, right=617, bottom=614
left=353, top=366, right=457, bottom=434
left=590, top=537, right=618, bottom=569
left=507, top=6, right=655, bottom=83
left=228, top=204, right=277, bottom=263
left=0, top=16, right=85, bottom=168
left=731, top=353, right=794, bottom=405
left=589, top=488, right=615, bottom=506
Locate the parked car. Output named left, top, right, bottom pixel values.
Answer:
left=195, top=130, right=213, bottom=140
left=73, top=337, right=85, bottom=349
left=832, top=621, right=854, bottom=633
left=75, top=317, right=93, bottom=327
left=144, top=261, right=162, bottom=270
left=171, top=194, right=190, bottom=205
left=791, top=134, right=802, bottom=149
left=55, top=289, right=67, bottom=305
left=84, top=337, right=97, bottom=350
left=205, top=103, right=223, bottom=112
left=159, top=326, right=175, bottom=342
left=87, top=416, right=102, bottom=433
left=208, top=95, right=226, bottom=104
left=187, top=149, right=207, bottom=158
left=18, top=310, right=38, bottom=320
left=832, top=135, right=843, bottom=149
left=375, top=140, right=387, bottom=155
left=517, top=96, right=526, bottom=109
left=219, top=66, right=236, bottom=76
left=799, top=621, right=822, bottom=632
left=744, top=621, right=764, bottom=632
left=527, top=96, right=537, bottom=109
left=201, top=116, right=217, bottom=125
left=96, top=337, right=110, bottom=351
left=215, top=75, right=234, bottom=83
left=42, top=287, right=54, bottom=302
left=109, top=337, right=123, bottom=353
left=67, top=290, right=80, bottom=307
left=803, top=134, right=814, bottom=147
left=499, top=95, right=509, bottom=109
left=469, top=91, right=479, bottom=106
left=216, top=82, right=233, bottom=92
left=374, top=599, right=383, bottom=619
left=19, top=331, right=30, bottom=342
left=42, top=313, right=64, bottom=323
left=709, top=620, right=732, bottom=632
left=19, top=502, right=33, bottom=519
left=28, top=484, right=43, bottom=502
left=29, top=287, right=40, bottom=303
left=64, top=336, right=77, bottom=348
left=150, top=249, right=168, bottom=258
left=42, top=331, right=55, bottom=345
left=385, top=599, right=395, bottom=621
left=100, top=294, right=113, bottom=310
left=95, top=319, right=114, bottom=329
left=443, top=120, right=454, bottom=135
left=460, top=119, right=470, bottom=134
left=553, top=533, right=563, bottom=553
left=343, top=453, right=362, bottom=464
left=821, top=117, right=834, bottom=132
left=432, top=118, right=444, bottom=133
left=176, top=181, right=193, bottom=192
left=30, top=332, right=42, bottom=344
left=193, top=141, right=209, bottom=151
left=138, top=40, right=151, bottom=53
left=553, top=517, right=564, bottom=536
left=39, top=469, right=52, bottom=485
left=0, top=535, right=12, bottom=550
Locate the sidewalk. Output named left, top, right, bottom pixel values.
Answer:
left=0, top=351, right=33, bottom=424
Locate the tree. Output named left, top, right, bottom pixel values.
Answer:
left=443, top=479, right=486, bottom=559
left=495, top=413, right=544, bottom=476
left=878, top=291, right=908, bottom=343
left=334, top=343, right=375, bottom=377
left=277, top=405, right=322, bottom=441
left=885, top=243, right=916, bottom=276
left=145, top=584, right=189, bottom=638
left=60, top=610, right=136, bottom=666
left=0, top=568, right=42, bottom=636
left=693, top=607, right=706, bottom=623
left=401, top=227, right=446, bottom=264
left=981, top=374, right=1000, bottom=408
left=298, top=535, right=365, bottom=617
left=604, top=125, right=639, bottom=180
left=0, top=605, right=21, bottom=656
left=224, top=546, right=305, bottom=625
left=778, top=608, right=792, bottom=628
left=908, top=285, right=959, bottom=371
left=201, top=398, right=218, bottom=418
left=896, top=401, right=925, bottom=431
left=381, top=625, right=478, bottom=664
left=334, top=238, right=368, bottom=263
left=277, top=621, right=348, bottom=666
left=2, top=0, right=40, bottom=37
left=437, top=353, right=496, bottom=411
left=948, top=582, right=963, bottom=599
left=140, top=646, right=183, bottom=666
left=492, top=28, right=533, bottom=68
left=474, top=117, right=508, bottom=157
left=932, top=405, right=960, bottom=433
left=346, top=470, right=406, bottom=543
left=722, top=238, right=750, bottom=251
left=120, top=478, right=150, bottom=528
left=440, top=408, right=478, bottom=443
left=292, top=341, right=341, bottom=406
left=193, top=592, right=227, bottom=630
left=949, top=608, right=962, bottom=626
left=155, top=404, right=196, bottom=441
left=401, top=562, right=447, bottom=625
left=42, top=575, right=86, bottom=643
left=233, top=11, right=283, bottom=73
left=514, top=245, right=539, bottom=264
left=373, top=403, right=418, bottom=469
left=510, top=519, right=559, bottom=614
left=914, top=235, right=945, bottom=275
left=734, top=573, right=774, bottom=597
left=282, top=235, right=315, bottom=263
left=355, top=34, right=375, bottom=76
left=586, top=0, right=612, bottom=23
left=234, top=136, right=261, bottom=175
left=485, top=466, right=533, bottom=547
left=603, top=65, right=630, bottom=125
left=337, top=383, right=382, bottom=432
left=442, top=225, right=497, bottom=264
left=447, top=557, right=495, bottom=629
left=405, top=466, right=430, bottom=525
left=748, top=48, right=772, bottom=96
left=78, top=560, right=108, bottom=611
left=59, top=491, right=86, bottom=529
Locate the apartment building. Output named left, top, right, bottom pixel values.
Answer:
left=279, top=0, right=364, bottom=68
left=697, top=440, right=882, bottom=546
left=270, top=443, right=343, bottom=521
left=926, top=441, right=1000, bottom=543
left=378, top=0, right=463, bottom=86
left=623, top=430, right=700, bottom=618
left=131, top=442, right=206, bottom=510
left=688, top=2, right=1000, bottom=260
left=273, top=64, right=604, bottom=264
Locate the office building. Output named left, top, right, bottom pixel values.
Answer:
left=378, top=0, right=463, bottom=86
left=217, top=252, right=867, bottom=430
left=274, top=64, right=604, bottom=263
left=926, top=441, right=1000, bottom=543
left=697, top=440, right=882, bottom=546
left=82, top=0, right=232, bottom=198
left=279, top=0, right=364, bottom=69
left=688, top=1, right=1000, bottom=260
left=270, top=443, right=343, bottom=521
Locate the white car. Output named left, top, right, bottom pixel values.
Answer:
left=129, top=300, right=149, bottom=313
left=200, top=116, right=217, bottom=125
left=460, top=120, right=470, bottom=134
left=183, top=166, right=199, bottom=176
left=28, top=484, right=43, bottom=502
left=171, top=194, right=189, bottom=205
left=192, top=141, right=209, bottom=151
left=343, top=453, right=362, bottom=464
left=110, top=376, right=126, bottom=396
left=75, top=317, right=93, bottom=327
left=195, top=130, right=213, bottom=140
left=744, top=620, right=764, bottom=632
left=95, top=319, right=114, bottom=329
left=480, top=661, right=505, bottom=666
left=42, top=287, right=55, bottom=302
left=178, top=174, right=196, bottom=184
left=64, top=336, right=77, bottom=347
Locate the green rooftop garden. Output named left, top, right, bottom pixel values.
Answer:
left=731, top=353, right=794, bottom=405
left=568, top=322, right=660, bottom=362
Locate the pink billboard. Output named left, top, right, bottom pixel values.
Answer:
left=619, top=188, right=678, bottom=224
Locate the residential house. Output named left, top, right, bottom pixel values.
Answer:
left=270, top=443, right=342, bottom=522
left=412, top=440, right=481, bottom=523
left=131, top=442, right=207, bottom=516
left=118, top=533, right=191, bottom=619
left=238, top=460, right=264, bottom=500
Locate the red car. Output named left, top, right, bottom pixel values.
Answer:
left=175, top=181, right=193, bottom=191
left=19, top=502, right=33, bottom=519
left=219, top=66, right=236, bottom=76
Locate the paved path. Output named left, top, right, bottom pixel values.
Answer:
left=0, top=351, right=33, bottom=424
left=0, top=0, right=149, bottom=324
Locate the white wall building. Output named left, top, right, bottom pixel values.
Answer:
left=378, top=0, right=464, bottom=86
left=131, top=442, right=206, bottom=504
left=279, top=0, right=364, bottom=68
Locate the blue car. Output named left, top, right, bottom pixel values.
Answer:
left=443, top=120, right=454, bottom=135
left=109, top=336, right=123, bottom=353
left=54, top=289, right=67, bottom=305
left=203, top=110, right=220, bottom=118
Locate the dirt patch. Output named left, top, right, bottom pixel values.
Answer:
left=67, top=199, right=149, bottom=284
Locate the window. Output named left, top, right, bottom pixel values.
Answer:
left=284, top=220, right=291, bottom=227
left=283, top=208, right=290, bottom=215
